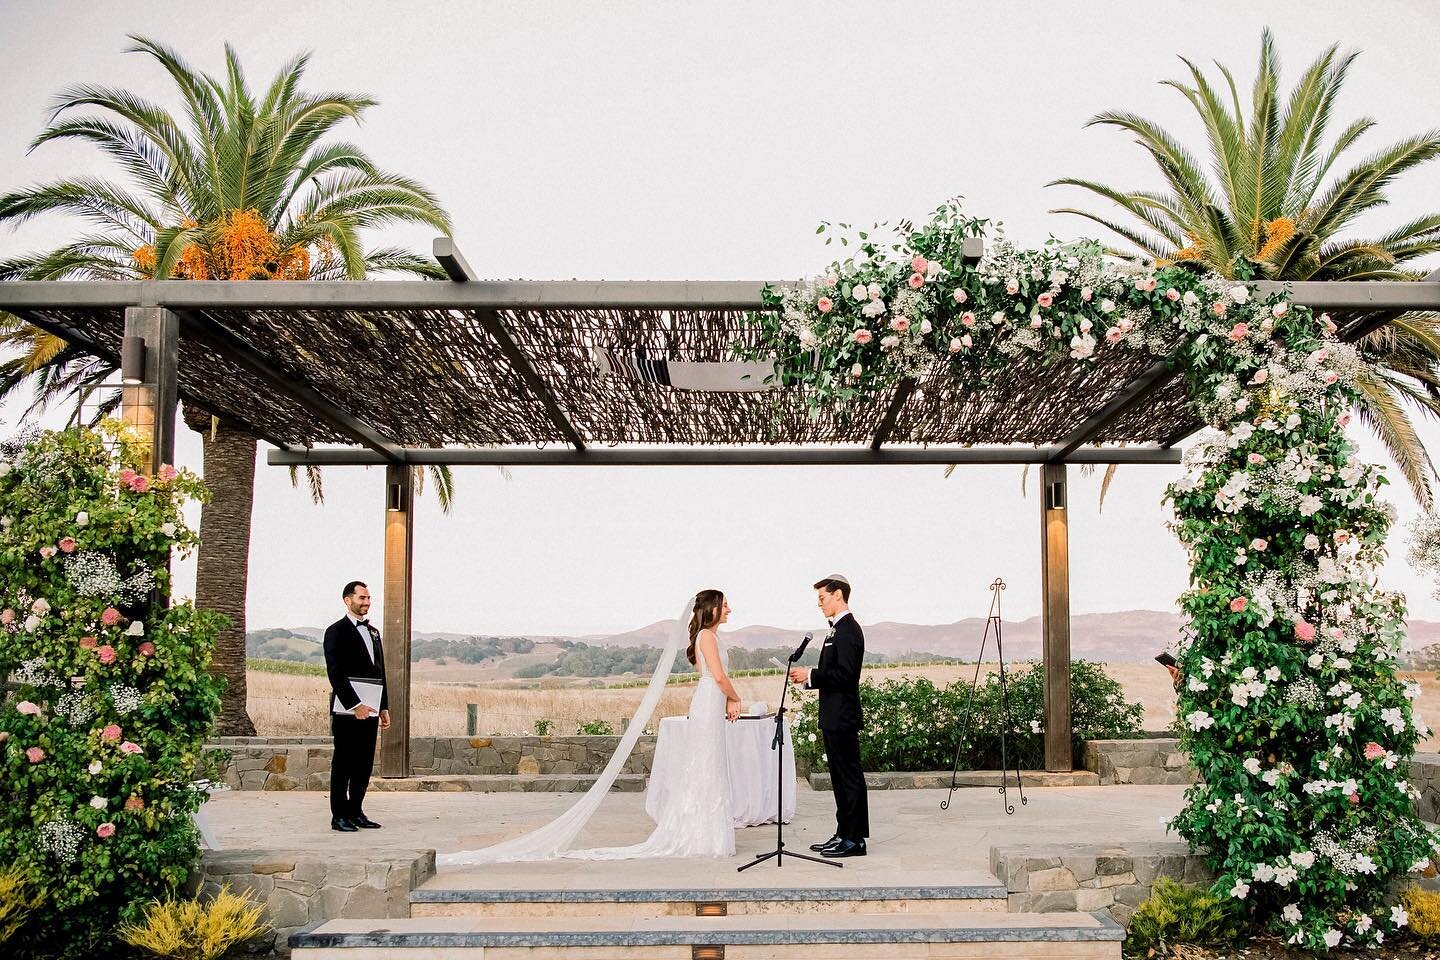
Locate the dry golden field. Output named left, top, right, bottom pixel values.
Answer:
left=247, top=662, right=1440, bottom=749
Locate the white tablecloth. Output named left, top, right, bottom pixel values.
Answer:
left=646, top=714, right=797, bottom=827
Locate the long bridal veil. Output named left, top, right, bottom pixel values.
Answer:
left=436, top=598, right=690, bottom=865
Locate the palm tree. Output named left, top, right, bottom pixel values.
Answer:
left=1048, top=29, right=1440, bottom=505
left=0, top=36, right=455, bottom=734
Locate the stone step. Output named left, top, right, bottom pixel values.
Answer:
left=369, top=774, right=647, bottom=793
left=808, top=770, right=1099, bottom=791
left=411, top=881, right=1008, bottom=918
left=291, top=910, right=1123, bottom=958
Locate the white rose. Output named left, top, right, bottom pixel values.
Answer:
left=850, top=363, right=863, bottom=378
left=798, top=329, right=817, bottom=347
left=1183, top=290, right=1199, bottom=306
left=880, top=335, right=900, bottom=350
left=851, top=284, right=867, bottom=302
left=1100, top=299, right=1115, bottom=313
left=867, top=282, right=882, bottom=300
left=88, top=761, right=103, bottom=775
left=1244, top=758, right=1262, bottom=775
left=75, top=511, right=89, bottom=526
left=161, top=522, right=177, bottom=537
left=23, top=614, right=41, bottom=633
left=949, top=338, right=963, bottom=353
left=991, top=311, right=1006, bottom=325
left=919, top=319, right=932, bottom=335
left=0, top=463, right=9, bottom=478
left=31, top=598, right=50, bottom=615
left=1230, top=285, right=1250, bottom=304
left=89, top=796, right=107, bottom=810
left=126, top=621, right=145, bottom=637
left=1304, top=534, right=1320, bottom=550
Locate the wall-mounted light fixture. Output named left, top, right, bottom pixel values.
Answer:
left=386, top=481, right=405, bottom=512
left=120, top=335, right=147, bottom=385
left=1046, top=480, right=1066, bottom=511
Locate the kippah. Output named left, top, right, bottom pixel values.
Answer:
left=822, top=574, right=851, bottom=587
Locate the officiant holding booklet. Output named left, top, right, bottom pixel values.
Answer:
left=323, top=580, right=390, bottom=833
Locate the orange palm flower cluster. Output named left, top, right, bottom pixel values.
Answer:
left=131, top=210, right=309, bottom=280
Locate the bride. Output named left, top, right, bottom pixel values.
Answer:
left=437, top=590, right=743, bottom=864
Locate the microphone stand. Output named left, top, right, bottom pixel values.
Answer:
left=738, top=633, right=841, bottom=872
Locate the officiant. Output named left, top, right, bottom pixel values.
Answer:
left=323, top=580, right=390, bottom=832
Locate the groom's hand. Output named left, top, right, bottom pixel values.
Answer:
left=788, top=667, right=809, bottom=685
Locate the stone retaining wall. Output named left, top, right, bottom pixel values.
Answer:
left=992, top=841, right=1214, bottom=927
left=214, top=735, right=656, bottom=791
left=1082, top=738, right=1197, bottom=785
left=194, top=848, right=434, bottom=955
left=809, top=770, right=1099, bottom=790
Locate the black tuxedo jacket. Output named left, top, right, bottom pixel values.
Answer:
left=809, top=614, right=864, bottom=732
left=323, top=616, right=389, bottom=714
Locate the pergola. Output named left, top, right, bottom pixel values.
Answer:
left=2, top=239, right=1436, bottom=774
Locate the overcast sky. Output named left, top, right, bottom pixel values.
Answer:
left=2, top=2, right=1438, bottom=636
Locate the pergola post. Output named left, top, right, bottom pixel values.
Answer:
left=379, top=464, right=414, bottom=777
left=1040, top=461, right=1072, bottom=771
left=120, top=306, right=179, bottom=473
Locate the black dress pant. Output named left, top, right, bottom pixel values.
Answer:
left=330, top=713, right=379, bottom=819
left=823, top=727, right=869, bottom=841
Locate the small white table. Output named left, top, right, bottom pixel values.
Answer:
left=646, top=714, right=797, bottom=827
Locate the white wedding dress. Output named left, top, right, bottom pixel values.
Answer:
left=437, top=599, right=735, bottom=865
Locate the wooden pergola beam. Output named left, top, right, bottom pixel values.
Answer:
left=1039, top=462, right=1071, bottom=771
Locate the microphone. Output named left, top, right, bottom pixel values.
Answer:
left=788, top=632, right=813, bottom=663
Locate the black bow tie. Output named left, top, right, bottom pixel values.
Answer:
left=827, top=619, right=834, bottom=627
left=357, top=619, right=370, bottom=627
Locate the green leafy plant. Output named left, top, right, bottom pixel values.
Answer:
left=1125, top=878, right=1242, bottom=957
left=790, top=660, right=1144, bottom=773
left=0, top=425, right=224, bottom=958
left=575, top=719, right=615, bottom=736
left=532, top=718, right=554, bottom=736
left=119, top=885, right=269, bottom=960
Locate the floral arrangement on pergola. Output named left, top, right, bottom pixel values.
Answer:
left=748, top=200, right=1436, bottom=951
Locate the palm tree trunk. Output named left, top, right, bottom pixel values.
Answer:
left=183, top=404, right=258, bottom=736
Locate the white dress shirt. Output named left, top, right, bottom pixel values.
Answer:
left=806, top=610, right=851, bottom=687
left=347, top=613, right=375, bottom=664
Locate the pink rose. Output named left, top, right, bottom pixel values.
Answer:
left=80, top=635, right=97, bottom=649
left=139, top=642, right=156, bottom=657
left=1248, top=453, right=1265, bottom=465
left=118, top=468, right=136, bottom=484
left=948, top=338, right=963, bottom=354
left=1364, top=742, right=1386, bottom=761
left=1227, top=323, right=1249, bottom=342
left=1338, top=412, right=1351, bottom=428
left=102, top=607, right=121, bottom=626
left=1294, top=621, right=1316, bottom=643
left=26, top=747, right=45, bottom=764
left=0, top=732, right=8, bottom=743
left=158, top=464, right=178, bottom=481
left=1311, top=348, right=1330, bottom=364
left=1229, top=597, right=1248, bottom=613
left=1272, top=302, right=1289, bottom=318
left=0, top=608, right=13, bottom=625
left=816, top=296, right=833, bottom=313
left=1251, top=369, right=1268, bottom=385
left=889, top=317, right=910, bottom=333
left=120, top=741, right=143, bottom=755
left=1334, top=531, right=1351, bottom=544
left=102, top=724, right=122, bottom=742
left=1037, top=292, right=1054, bottom=308
left=1323, top=314, right=1337, bottom=335
left=58, top=537, right=77, bottom=554
left=1250, top=538, right=1268, bottom=551
left=911, top=255, right=929, bottom=273
left=1324, top=372, right=1339, bottom=386
left=1105, top=327, right=1123, bottom=344
left=952, top=288, right=968, bottom=304
left=97, top=645, right=116, bottom=665
left=1349, top=793, right=1360, bottom=806
left=852, top=329, right=873, bottom=345
left=1080, top=287, right=1093, bottom=302
left=97, top=822, right=116, bottom=839
left=908, top=272, right=925, bottom=290
left=1211, top=301, right=1228, bottom=317
left=1006, top=279, right=1020, bottom=295
left=1031, top=317, right=1044, bottom=329
left=129, top=475, right=150, bottom=493
left=39, top=546, right=57, bottom=560
left=1165, top=288, right=1181, bottom=301
left=960, top=333, right=973, bottom=348
left=961, top=312, right=976, bottom=327
left=16, top=700, right=40, bottom=715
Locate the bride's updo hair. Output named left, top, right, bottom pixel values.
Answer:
left=687, top=590, right=725, bottom=665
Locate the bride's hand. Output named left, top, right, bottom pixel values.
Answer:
left=726, top=699, right=741, bottom=721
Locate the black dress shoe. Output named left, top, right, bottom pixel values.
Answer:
left=823, top=839, right=866, bottom=858
left=351, top=816, right=382, bottom=829
left=331, top=817, right=358, bottom=832
left=809, top=835, right=841, bottom=852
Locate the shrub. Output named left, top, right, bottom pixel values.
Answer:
left=791, top=659, right=1143, bottom=772
left=1401, top=885, right=1440, bottom=939
left=0, top=427, right=224, bottom=958
left=1125, top=878, right=1242, bottom=957
left=532, top=718, right=554, bottom=736
left=575, top=719, right=615, bottom=736
left=118, top=885, right=269, bottom=959
left=0, top=867, right=43, bottom=944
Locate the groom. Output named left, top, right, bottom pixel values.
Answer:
left=790, top=575, right=869, bottom=858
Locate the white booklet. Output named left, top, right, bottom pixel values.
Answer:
left=332, top=679, right=384, bottom=715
